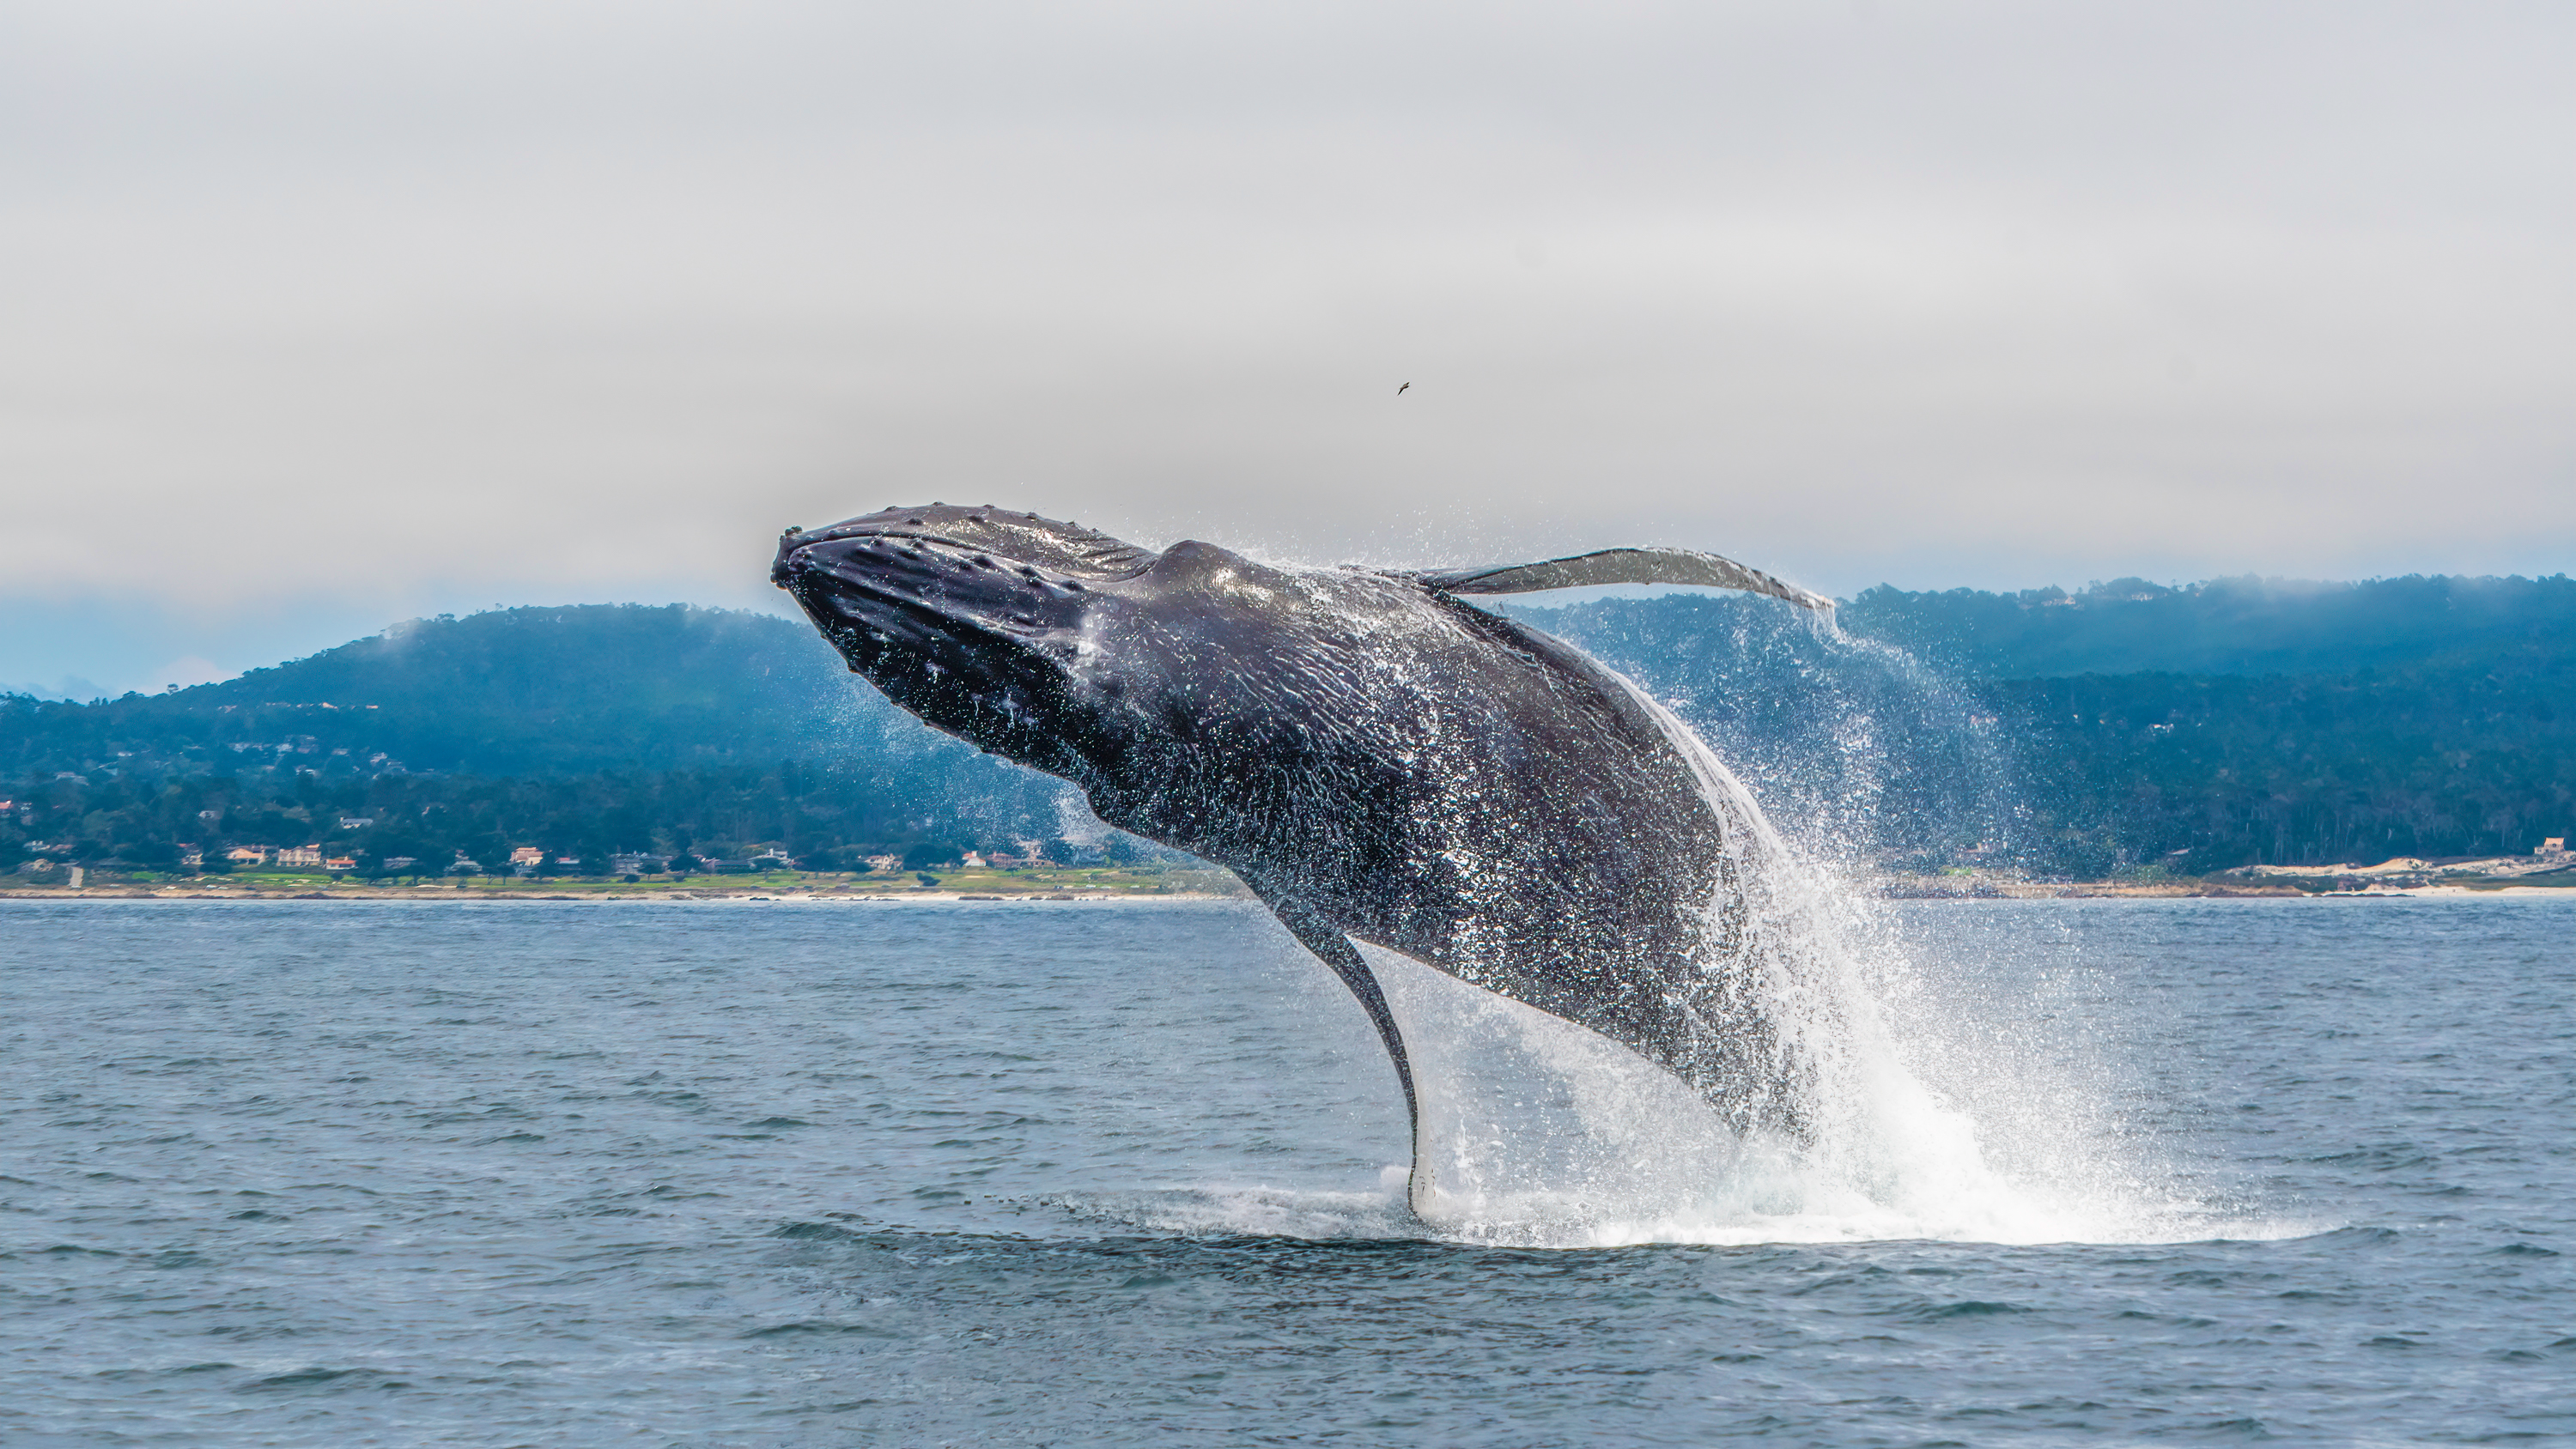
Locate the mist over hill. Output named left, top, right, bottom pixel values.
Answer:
left=5, top=576, right=2573, bottom=879
left=1838, top=573, right=2576, bottom=679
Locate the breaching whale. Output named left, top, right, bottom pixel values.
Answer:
left=769, top=506, right=1836, bottom=1198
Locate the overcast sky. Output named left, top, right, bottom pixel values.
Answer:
left=3, top=0, right=2568, bottom=694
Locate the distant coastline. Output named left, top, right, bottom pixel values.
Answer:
left=0, top=863, right=1255, bottom=902
left=11, top=580, right=2574, bottom=894
left=9, top=863, right=2569, bottom=903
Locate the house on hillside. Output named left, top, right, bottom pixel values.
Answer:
left=339, top=816, right=375, bottom=830
left=227, top=846, right=269, bottom=865
left=276, top=845, right=323, bottom=868
left=325, top=856, right=355, bottom=871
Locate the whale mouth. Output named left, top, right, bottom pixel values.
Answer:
left=775, top=505, right=1181, bottom=785
left=771, top=505, right=1151, bottom=700
left=776, top=536, right=1073, bottom=681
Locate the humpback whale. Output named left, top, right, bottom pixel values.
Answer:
left=769, top=506, right=1835, bottom=1199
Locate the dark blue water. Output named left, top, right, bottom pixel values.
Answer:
left=3, top=897, right=2569, bottom=1445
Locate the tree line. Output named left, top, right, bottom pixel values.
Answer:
left=1, top=757, right=1078, bottom=879
left=1519, top=576, right=2576, bottom=876
left=9, top=579, right=2573, bottom=882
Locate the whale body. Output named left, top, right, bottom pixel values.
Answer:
left=769, top=506, right=1833, bottom=1191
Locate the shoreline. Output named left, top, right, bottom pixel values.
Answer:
left=0, top=888, right=1248, bottom=902
left=0, top=863, right=1256, bottom=903
left=6, top=878, right=2570, bottom=904
left=0, top=878, right=1246, bottom=904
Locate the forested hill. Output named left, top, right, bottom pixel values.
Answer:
left=1, top=604, right=867, bottom=777
left=0, top=605, right=1067, bottom=874
left=1512, top=573, right=2576, bottom=875
left=5, top=577, right=2573, bottom=879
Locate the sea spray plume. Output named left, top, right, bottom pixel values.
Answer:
left=769, top=505, right=1837, bottom=1214
left=1513, top=593, right=2029, bottom=876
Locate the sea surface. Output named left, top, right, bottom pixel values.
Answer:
left=3, top=895, right=2569, bottom=1446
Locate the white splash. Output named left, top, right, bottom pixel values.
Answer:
left=1065, top=579, right=2293, bottom=1251
left=1363, top=680, right=2278, bottom=1250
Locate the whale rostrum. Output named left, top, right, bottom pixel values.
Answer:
left=770, top=505, right=1832, bottom=1207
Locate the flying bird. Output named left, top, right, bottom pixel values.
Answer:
left=1396, top=382, right=1409, bottom=395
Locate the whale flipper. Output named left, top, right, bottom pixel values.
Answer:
left=1416, top=547, right=1832, bottom=612
left=1259, top=889, right=1420, bottom=1154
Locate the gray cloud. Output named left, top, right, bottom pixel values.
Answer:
left=3, top=0, right=2567, bottom=673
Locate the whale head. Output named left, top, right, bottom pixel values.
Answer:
left=771, top=505, right=1382, bottom=809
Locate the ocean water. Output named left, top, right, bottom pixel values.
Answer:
left=2, top=896, right=2568, bottom=1446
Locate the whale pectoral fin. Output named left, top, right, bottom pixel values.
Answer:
left=1260, top=894, right=1420, bottom=1153
left=1414, top=547, right=1832, bottom=612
